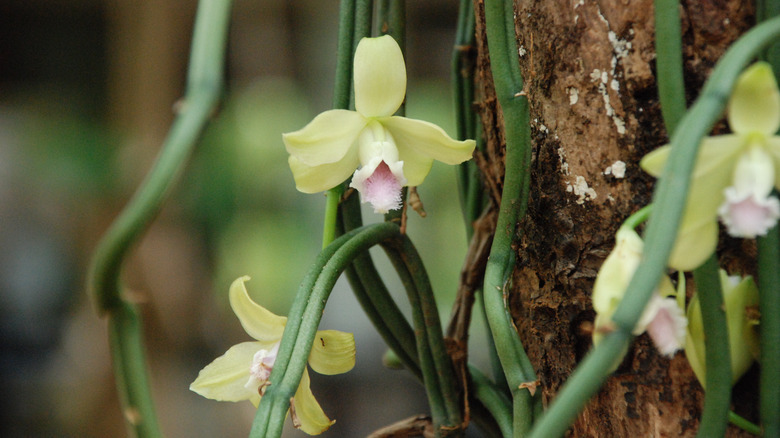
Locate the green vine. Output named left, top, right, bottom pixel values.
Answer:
left=693, top=256, right=731, bottom=437
left=86, top=0, right=232, bottom=436
left=482, top=0, right=538, bottom=435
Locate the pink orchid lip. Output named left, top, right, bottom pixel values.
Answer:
left=719, top=188, right=780, bottom=238
left=647, top=304, right=685, bottom=357
left=359, top=161, right=404, bottom=213
left=633, top=293, right=687, bottom=357
left=246, top=343, right=280, bottom=390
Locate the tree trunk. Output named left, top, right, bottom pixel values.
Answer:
left=472, top=0, right=755, bottom=435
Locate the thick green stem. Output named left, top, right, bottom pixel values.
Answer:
left=453, top=0, right=480, bottom=230
left=757, top=0, right=780, bottom=78
left=108, top=302, right=162, bottom=438
left=453, top=0, right=477, bottom=145
left=654, top=0, right=686, bottom=135
left=377, top=0, right=405, bottom=50
left=758, top=225, right=780, bottom=437
left=693, top=255, right=731, bottom=438
left=483, top=0, right=537, bottom=435
left=86, top=0, right=232, bottom=435
left=322, top=185, right=344, bottom=248
left=322, top=0, right=357, bottom=248
left=341, top=193, right=421, bottom=375
left=383, top=236, right=464, bottom=433
left=343, top=264, right=421, bottom=377
left=333, top=0, right=356, bottom=110
left=354, top=0, right=373, bottom=49
left=470, top=365, right=513, bottom=438
left=250, top=222, right=401, bottom=437
left=756, top=14, right=780, bottom=438
left=385, top=245, right=450, bottom=430
left=528, top=15, right=780, bottom=438
left=621, top=204, right=653, bottom=230
left=729, top=411, right=763, bottom=436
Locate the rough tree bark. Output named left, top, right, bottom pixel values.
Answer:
left=472, top=0, right=756, bottom=436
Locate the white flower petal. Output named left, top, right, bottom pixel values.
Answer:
left=353, top=36, right=406, bottom=118
left=349, top=159, right=405, bottom=213
left=245, top=343, right=280, bottom=390
left=634, top=294, right=687, bottom=357
left=356, top=121, right=402, bottom=167
left=719, top=189, right=780, bottom=238
left=718, top=145, right=780, bottom=237
left=732, top=145, right=776, bottom=197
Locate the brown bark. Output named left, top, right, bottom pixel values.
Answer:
left=472, top=0, right=755, bottom=436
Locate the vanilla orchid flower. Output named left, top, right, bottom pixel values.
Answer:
left=190, top=277, right=356, bottom=435
left=684, top=270, right=760, bottom=387
left=641, top=62, right=780, bottom=271
left=591, top=227, right=687, bottom=357
left=283, top=35, right=476, bottom=213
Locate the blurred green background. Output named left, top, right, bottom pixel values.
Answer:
left=0, top=0, right=490, bottom=436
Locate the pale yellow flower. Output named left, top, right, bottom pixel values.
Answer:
left=283, top=35, right=475, bottom=213
left=642, top=62, right=780, bottom=271
left=190, top=277, right=356, bottom=435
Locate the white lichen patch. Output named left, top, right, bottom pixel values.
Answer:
left=557, top=147, right=570, bottom=176
left=567, top=87, right=579, bottom=105
left=607, top=30, right=632, bottom=60
left=566, top=175, right=598, bottom=204
left=604, top=160, right=626, bottom=178
left=613, top=116, right=626, bottom=134
left=574, top=0, right=585, bottom=24
left=596, top=81, right=626, bottom=135
left=590, top=6, right=633, bottom=136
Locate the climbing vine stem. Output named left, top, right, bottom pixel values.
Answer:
left=483, top=0, right=538, bottom=435
left=86, top=1, right=232, bottom=436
